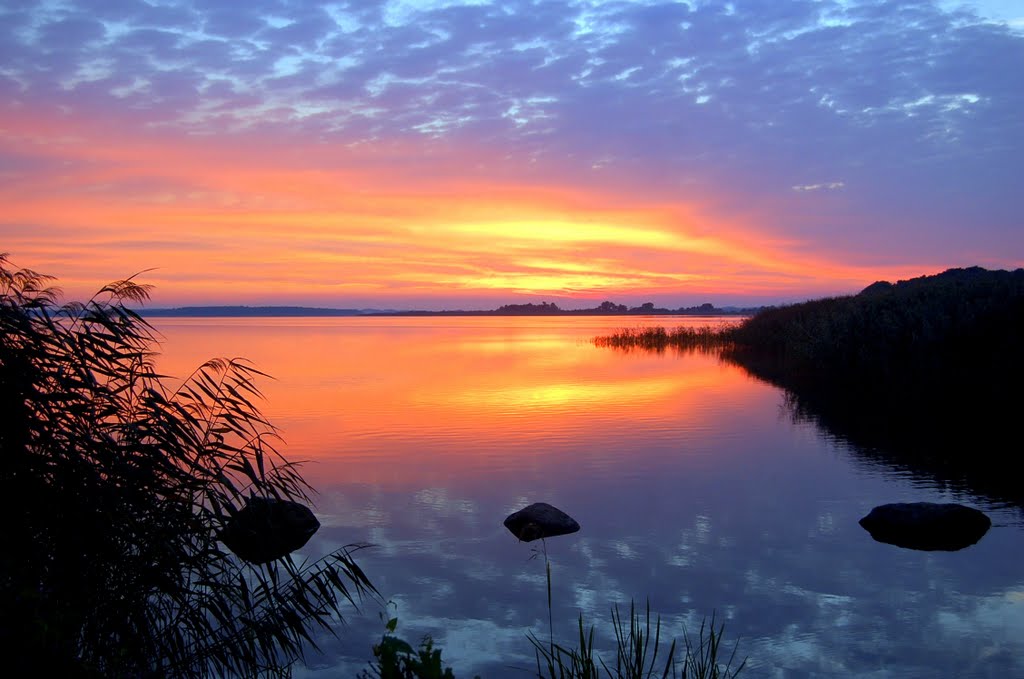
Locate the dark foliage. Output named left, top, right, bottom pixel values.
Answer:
left=727, top=266, right=1024, bottom=391
left=359, top=614, right=462, bottom=679
left=594, top=267, right=1024, bottom=507
left=722, top=267, right=1024, bottom=505
left=0, top=255, right=377, bottom=677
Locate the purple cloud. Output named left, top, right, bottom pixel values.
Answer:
left=1, top=0, right=1020, bottom=266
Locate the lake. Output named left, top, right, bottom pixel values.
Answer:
left=152, top=316, right=1024, bottom=678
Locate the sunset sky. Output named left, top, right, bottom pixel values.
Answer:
left=1, top=0, right=1021, bottom=309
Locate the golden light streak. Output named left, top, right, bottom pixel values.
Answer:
left=1, top=108, right=942, bottom=305
left=152, top=317, right=766, bottom=487
left=446, top=220, right=680, bottom=249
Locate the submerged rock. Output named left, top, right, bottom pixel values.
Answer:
left=504, top=502, right=580, bottom=542
left=220, top=496, right=321, bottom=564
left=859, top=502, right=991, bottom=551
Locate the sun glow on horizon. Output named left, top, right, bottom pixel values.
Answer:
left=1, top=110, right=949, bottom=307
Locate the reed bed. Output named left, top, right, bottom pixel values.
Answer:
left=594, top=325, right=736, bottom=353
left=531, top=603, right=745, bottom=679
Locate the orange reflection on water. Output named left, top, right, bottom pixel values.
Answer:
left=152, top=316, right=771, bottom=488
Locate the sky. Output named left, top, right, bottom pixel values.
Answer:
left=1, top=0, right=1021, bottom=309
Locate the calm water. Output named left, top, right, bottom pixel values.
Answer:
left=153, top=316, right=1024, bottom=678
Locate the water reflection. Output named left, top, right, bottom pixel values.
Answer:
left=152, top=317, right=1024, bottom=678
left=776, top=388, right=1024, bottom=516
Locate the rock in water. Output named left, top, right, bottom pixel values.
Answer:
left=504, top=502, right=580, bottom=542
left=859, top=502, right=991, bottom=551
left=220, top=496, right=321, bottom=563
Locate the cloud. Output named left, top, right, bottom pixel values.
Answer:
left=1, top=0, right=1020, bottom=301
left=792, top=181, right=845, bottom=192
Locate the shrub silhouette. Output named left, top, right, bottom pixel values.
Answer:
left=0, top=254, right=376, bottom=677
left=594, top=266, right=1024, bottom=505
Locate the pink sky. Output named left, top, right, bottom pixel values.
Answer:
left=2, top=1, right=1020, bottom=309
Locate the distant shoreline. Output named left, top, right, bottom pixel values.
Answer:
left=137, top=303, right=762, bottom=318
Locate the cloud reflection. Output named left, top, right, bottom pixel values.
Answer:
left=166, top=316, right=1024, bottom=677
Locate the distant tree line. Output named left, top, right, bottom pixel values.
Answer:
left=139, top=300, right=759, bottom=318
left=490, top=300, right=753, bottom=316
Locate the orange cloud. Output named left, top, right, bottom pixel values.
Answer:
left=1, top=108, right=934, bottom=306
